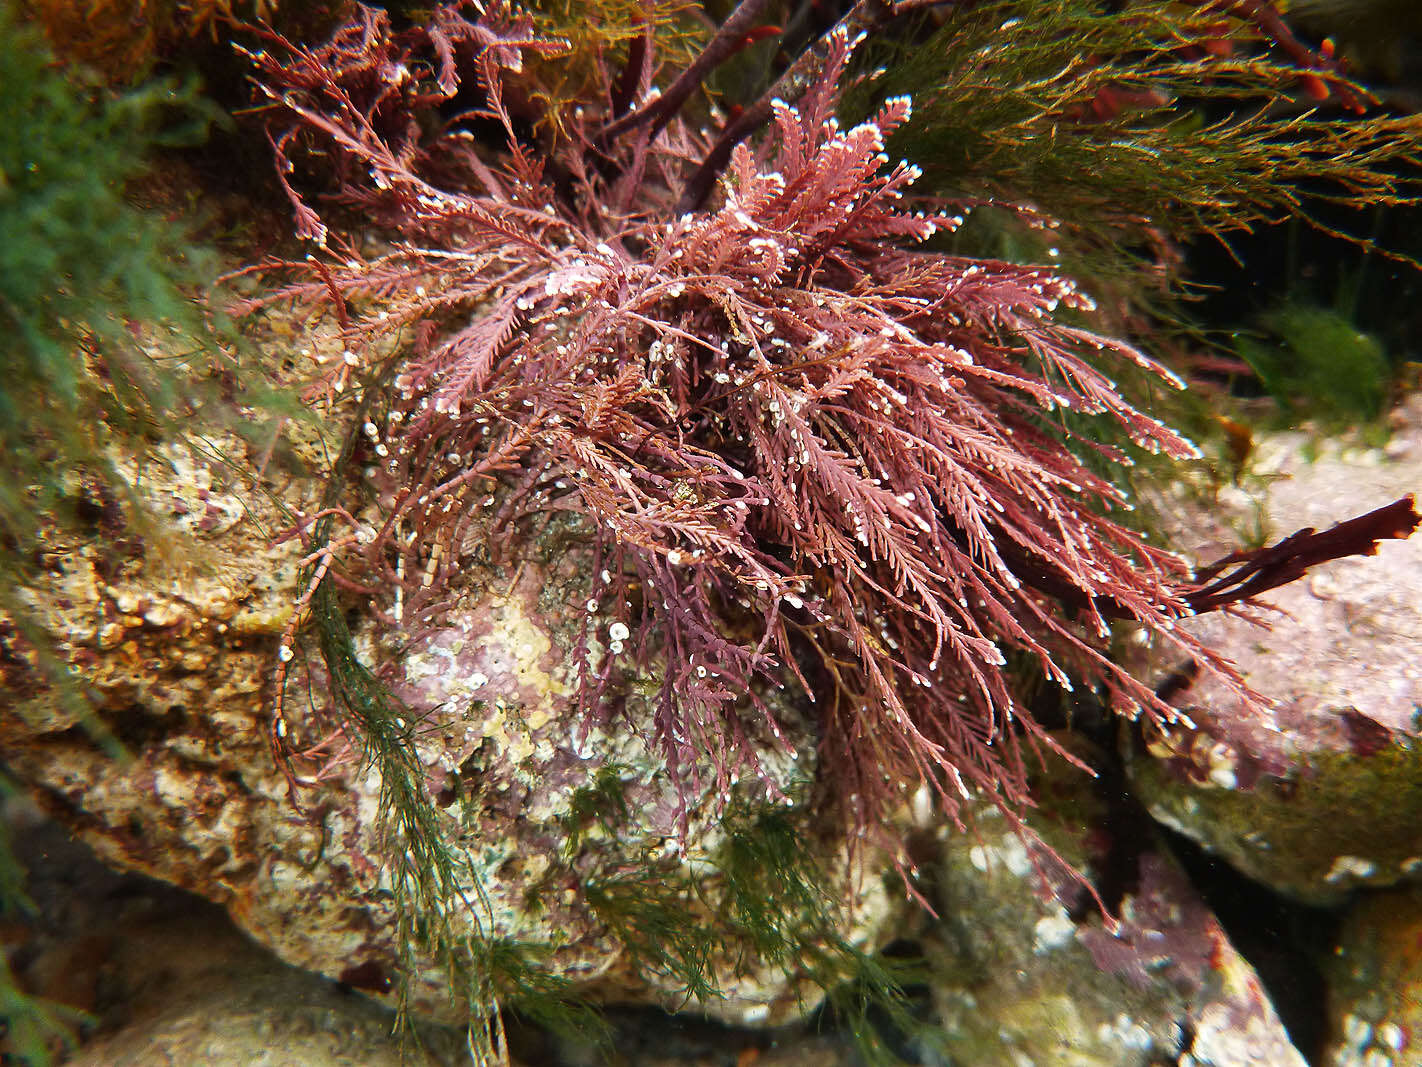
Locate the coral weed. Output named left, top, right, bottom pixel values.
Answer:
left=242, top=3, right=1276, bottom=844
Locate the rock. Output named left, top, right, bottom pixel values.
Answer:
left=0, top=334, right=896, bottom=1030
left=1, top=767, right=1312, bottom=1067
left=920, top=743, right=1306, bottom=1067
left=1325, top=885, right=1422, bottom=1067
left=65, top=906, right=465, bottom=1067
left=1127, top=394, right=1422, bottom=903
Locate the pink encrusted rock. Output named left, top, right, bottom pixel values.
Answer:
left=926, top=741, right=1306, bottom=1067
left=1128, top=394, right=1422, bottom=903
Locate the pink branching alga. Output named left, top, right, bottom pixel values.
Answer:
left=238, top=3, right=1416, bottom=843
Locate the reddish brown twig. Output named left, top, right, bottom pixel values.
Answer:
left=676, top=0, right=898, bottom=212
left=1188, top=494, right=1420, bottom=612
left=998, top=496, right=1420, bottom=621
left=598, top=0, right=778, bottom=144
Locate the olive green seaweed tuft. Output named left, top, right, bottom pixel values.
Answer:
left=848, top=0, right=1422, bottom=267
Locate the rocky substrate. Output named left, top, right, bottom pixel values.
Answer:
left=0, top=307, right=894, bottom=1037
left=4, top=373, right=1421, bottom=1062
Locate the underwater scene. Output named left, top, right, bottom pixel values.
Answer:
left=2, top=1, right=1421, bottom=1064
